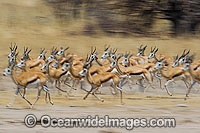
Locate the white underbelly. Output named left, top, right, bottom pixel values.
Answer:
left=173, top=74, right=186, bottom=81
left=101, top=79, right=114, bottom=87
left=27, top=79, right=40, bottom=87
left=129, top=74, right=144, bottom=80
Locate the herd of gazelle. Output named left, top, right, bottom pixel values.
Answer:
left=2, top=43, right=200, bottom=108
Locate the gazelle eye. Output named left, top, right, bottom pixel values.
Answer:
left=7, top=70, right=10, bottom=72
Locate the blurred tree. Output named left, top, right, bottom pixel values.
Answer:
left=45, top=0, right=200, bottom=36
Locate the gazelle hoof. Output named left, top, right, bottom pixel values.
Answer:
left=50, top=101, right=54, bottom=105
left=6, top=104, right=11, bottom=107
left=101, top=99, right=104, bottom=102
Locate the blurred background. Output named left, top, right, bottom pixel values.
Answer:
left=0, top=0, right=199, bottom=68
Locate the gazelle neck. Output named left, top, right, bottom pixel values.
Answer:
left=11, top=67, right=19, bottom=85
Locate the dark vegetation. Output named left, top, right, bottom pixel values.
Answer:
left=45, top=0, right=200, bottom=36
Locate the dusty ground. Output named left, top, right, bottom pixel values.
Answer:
left=0, top=0, right=200, bottom=133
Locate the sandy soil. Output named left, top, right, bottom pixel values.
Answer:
left=0, top=0, right=200, bottom=133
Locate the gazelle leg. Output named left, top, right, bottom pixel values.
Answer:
left=42, top=85, right=54, bottom=105
left=55, top=80, right=70, bottom=95
left=80, top=79, right=89, bottom=92
left=159, top=78, right=163, bottom=89
left=91, top=87, right=104, bottom=102
left=32, top=86, right=42, bottom=106
left=19, top=88, right=32, bottom=106
left=127, top=78, right=134, bottom=89
left=116, top=85, right=124, bottom=105
left=186, top=81, right=196, bottom=97
left=164, top=80, right=173, bottom=96
left=45, top=92, right=48, bottom=103
left=7, top=87, right=20, bottom=107
left=83, top=86, right=95, bottom=100
left=64, top=77, right=73, bottom=88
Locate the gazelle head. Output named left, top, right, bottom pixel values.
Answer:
left=21, top=47, right=32, bottom=61
left=101, top=45, right=110, bottom=60
left=179, top=49, right=190, bottom=64
left=51, top=60, right=59, bottom=68
left=57, top=47, right=69, bottom=56
left=3, top=67, right=12, bottom=76
left=121, top=52, right=131, bottom=67
left=182, top=55, right=194, bottom=71
left=16, top=60, right=26, bottom=68
left=8, top=52, right=19, bottom=67
left=172, top=55, right=179, bottom=67
left=78, top=68, right=88, bottom=77
left=38, top=48, right=47, bottom=60
left=148, top=46, right=158, bottom=59
left=154, top=58, right=165, bottom=70
left=41, top=63, right=48, bottom=71
left=136, top=45, right=147, bottom=56
left=110, top=48, right=119, bottom=60
left=47, top=47, right=58, bottom=62
left=89, top=47, right=99, bottom=62
left=182, top=63, right=190, bottom=71
left=110, top=60, right=117, bottom=68
left=79, top=54, right=94, bottom=77
left=62, top=63, right=70, bottom=71
left=8, top=43, right=18, bottom=58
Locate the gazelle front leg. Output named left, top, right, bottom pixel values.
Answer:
left=32, top=86, right=42, bottom=107
left=7, top=87, right=20, bottom=107
left=55, top=80, right=70, bottom=96
left=164, top=80, right=173, bottom=96
left=83, top=86, right=95, bottom=100
left=42, top=85, right=54, bottom=105
left=92, top=87, right=104, bottom=102
left=19, top=88, right=33, bottom=106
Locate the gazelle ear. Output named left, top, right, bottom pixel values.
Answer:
left=154, top=48, right=158, bottom=54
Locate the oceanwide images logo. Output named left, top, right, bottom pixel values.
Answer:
left=24, top=114, right=176, bottom=130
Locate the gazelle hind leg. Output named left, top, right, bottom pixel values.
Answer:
left=186, top=81, right=196, bottom=98
left=7, top=88, right=20, bottom=107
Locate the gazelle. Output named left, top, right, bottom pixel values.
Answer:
left=41, top=59, right=72, bottom=94
left=78, top=57, right=123, bottom=104
left=116, top=55, right=155, bottom=91
left=154, top=58, right=191, bottom=96
left=3, top=53, right=53, bottom=107
left=182, top=56, right=200, bottom=97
